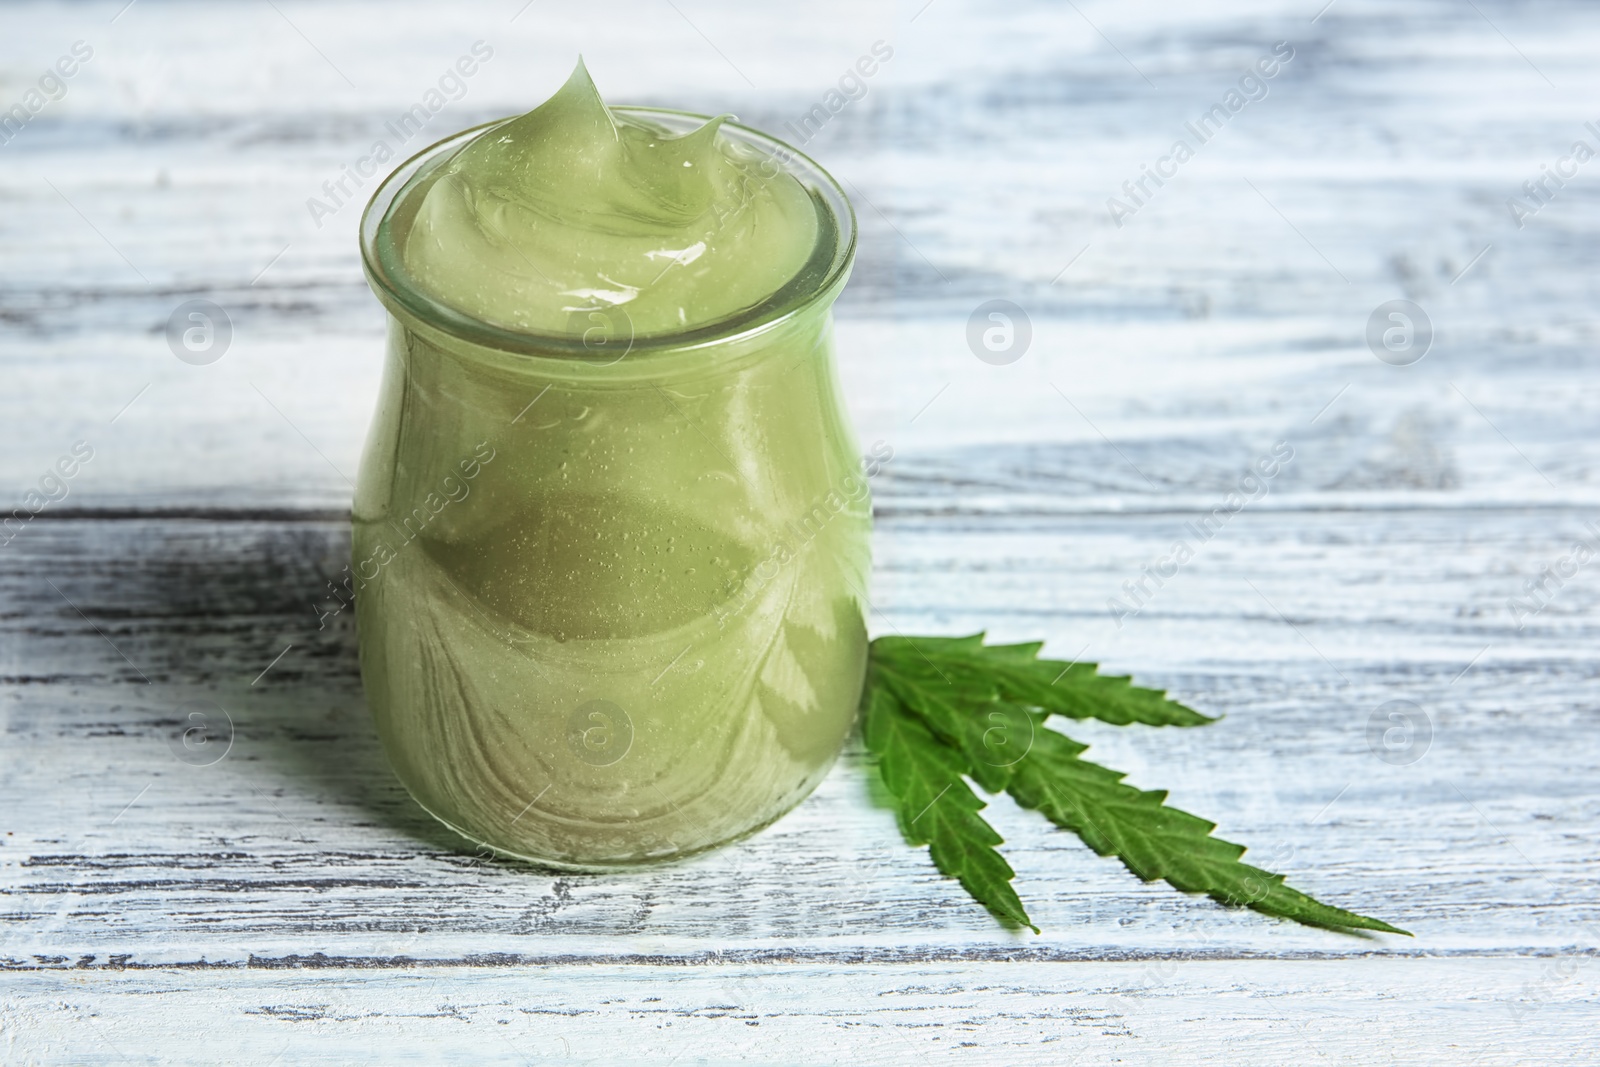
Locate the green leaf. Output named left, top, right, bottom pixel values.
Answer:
left=863, top=635, right=1407, bottom=936
left=1005, top=722, right=1410, bottom=935
left=873, top=633, right=1213, bottom=727
left=861, top=682, right=1038, bottom=933
left=872, top=657, right=1030, bottom=794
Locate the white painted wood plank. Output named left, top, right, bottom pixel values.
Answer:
left=5, top=960, right=1596, bottom=1065
left=3, top=1, right=1597, bottom=509
left=3, top=0, right=1599, bottom=1059
left=3, top=512, right=1595, bottom=969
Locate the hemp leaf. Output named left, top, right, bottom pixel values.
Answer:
left=1006, top=720, right=1407, bottom=934
left=862, top=684, right=1037, bottom=932
left=872, top=633, right=1214, bottom=727
left=864, top=634, right=1408, bottom=936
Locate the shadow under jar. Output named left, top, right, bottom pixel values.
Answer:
left=355, top=112, right=869, bottom=870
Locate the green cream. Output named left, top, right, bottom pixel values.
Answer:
left=355, top=62, right=868, bottom=868
left=403, top=60, right=818, bottom=335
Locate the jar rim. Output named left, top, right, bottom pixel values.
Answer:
left=358, top=107, right=857, bottom=361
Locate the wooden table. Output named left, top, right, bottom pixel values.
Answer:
left=3, top=1, right=1597, bottom=1062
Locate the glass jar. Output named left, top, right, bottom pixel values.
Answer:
left=354, top=111, right=870, bottom=869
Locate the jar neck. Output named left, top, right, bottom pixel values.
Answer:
left=389, top=291, right=840, bottom=391
left=361, top=112, right=857, bottom=368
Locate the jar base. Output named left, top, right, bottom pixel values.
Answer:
left=400, top=756, right=840, bottom=873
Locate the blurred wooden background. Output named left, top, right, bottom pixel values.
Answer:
left=2, top=0, right=1597, bottom=1062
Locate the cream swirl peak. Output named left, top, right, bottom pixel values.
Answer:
left=401, top=59, right=819, bottom=336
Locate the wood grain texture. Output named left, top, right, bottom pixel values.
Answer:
left=9, top=961, right=1599, bottom=1066
left=2, top=0, right=1598, bottom=1062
